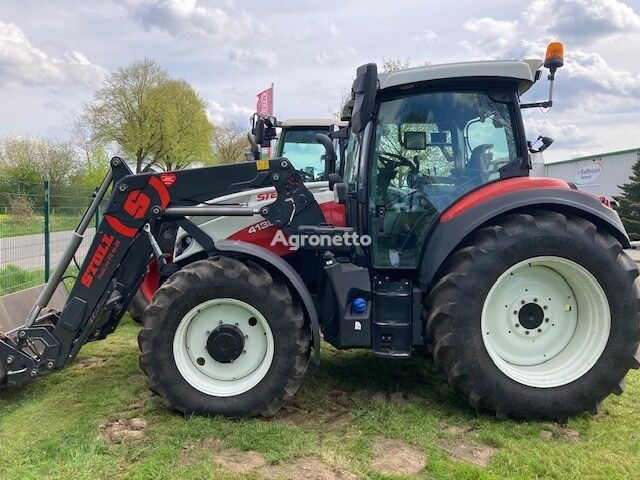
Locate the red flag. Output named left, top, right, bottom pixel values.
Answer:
left=256, top=86, right=273, bottom=116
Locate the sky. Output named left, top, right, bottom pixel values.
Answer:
left=0, top=0, right=639, bottom=162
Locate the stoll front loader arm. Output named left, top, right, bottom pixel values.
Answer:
left=0, top=157, right=324, bottom=388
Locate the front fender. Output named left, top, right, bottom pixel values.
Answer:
left=213, top=240, right=321, bottom=365
left=419, top=183, right=629, bottom=289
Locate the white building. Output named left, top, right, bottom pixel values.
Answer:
left=532, top=148, right=640, bottom=201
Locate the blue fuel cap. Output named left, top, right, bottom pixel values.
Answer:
left=352, top=297, right=367, bottom=314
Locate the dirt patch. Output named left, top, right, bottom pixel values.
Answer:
left=370, top=437, right=426, bottom=476
left=74, top=357, right=107, bottom=369
left=215, top=449, right=268, bottom=473
left=179, top=437, right=225, bottom=465
left=356, top=389, right=429, bottom=407
left=441, top=439, right=497, bottom=467
left=260, top=457, right=356, bottom=480
left=274, top=394, right=352, bottom=432
left=100, top=417, right=147, bottom=443
left=444, top=424, right=477, bottom=436
left=541, top=423, right=581, bottom=442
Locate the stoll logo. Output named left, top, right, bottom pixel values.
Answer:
left=270, top=230, right=371, bottom=251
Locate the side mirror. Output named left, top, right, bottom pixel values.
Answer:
left=253, top=118, right=265, bottom=146
left=351, top=63, right=377, bottom=134
left=315, top=133, right=337, bottom=174
left=528, top=135, right=554, bottom=153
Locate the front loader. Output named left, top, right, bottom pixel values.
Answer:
left=1, top=41, right=639, bottom=421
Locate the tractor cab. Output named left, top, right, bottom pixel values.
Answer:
left=274, top=118, right=347, bottom=181
left=338, top=59, right=544, bottom=269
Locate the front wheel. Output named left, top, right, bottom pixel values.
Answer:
left=425, top=211, right=640, bottom=421
left=138, top=256, right=310, bottom=417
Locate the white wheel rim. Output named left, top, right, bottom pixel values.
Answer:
left=481, top=256, right=611, bottom=388
left=173, top=298, right=274, bottom=397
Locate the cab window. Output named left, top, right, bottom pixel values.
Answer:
left=370, top=90, right=519, bottom=268
left=279, top=127, right=330, bottom=181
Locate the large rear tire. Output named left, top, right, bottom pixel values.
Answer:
left=138, top=256, right=310, bottom=417
left=424, top=211, right=640, bottom=421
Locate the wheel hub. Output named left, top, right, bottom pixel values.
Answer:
left=206, top=324, right=245, bottom=363
left=518, top=302, right=544, bottom=330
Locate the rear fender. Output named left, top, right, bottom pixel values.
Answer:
left=419, top=183, right=629, bottom=289
left=213, top=240, right=321, bottom=365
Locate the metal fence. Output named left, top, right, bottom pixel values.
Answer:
left=0, top=179, right=105, bottom=295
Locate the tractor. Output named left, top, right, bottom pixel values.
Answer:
left=1, top=42, right=638, bottom=421
left=127, top=116, right=348, bottom=321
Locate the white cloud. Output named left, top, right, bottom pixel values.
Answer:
left=207, top=99, right=253, bottom=127
left=525, top=0, right=640, bottom=42
left=564, top=49, right=640, bottom=94
left=228, top=48, right=277, bottom=70
left=315, top=46, right=357, bottom=65
left=122, top=0, right=268, bottom=39
left=462, top=17, right=519, bottom=57
left=0, top=22, right=105, bottom=89
left=412, top=29, right=440, bottom=46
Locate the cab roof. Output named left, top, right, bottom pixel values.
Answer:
left=377, top=59, right=543, bottom=95
left=279, top=118, right=347, bottom=128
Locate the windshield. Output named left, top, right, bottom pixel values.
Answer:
left=369, top=90, right=520, bottom=268
left=278, top=127, right=330, bottom=181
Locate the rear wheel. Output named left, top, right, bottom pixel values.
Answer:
left=425, top=211, right=640, bottom=420
left=138, top=256, right=310, bottom=417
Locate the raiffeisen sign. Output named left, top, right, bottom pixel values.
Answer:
left=574, top=162, right=603, bottom=185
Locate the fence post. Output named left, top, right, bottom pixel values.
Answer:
left=43, top=180, right=51, bottom=282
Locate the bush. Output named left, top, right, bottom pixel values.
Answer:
left=8, top=195, right=34, bottom=224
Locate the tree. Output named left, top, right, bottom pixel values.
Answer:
left=148, top=79, right=214, bottom=171
left=211, top=122, right=250, bottom=164
left=84, top=59, right=169, bottom=172
left=0, top=137, right=78, bottom=207
left=615, top=152, right=640, bottom=240
left=382, top=57, right=411, bottom=73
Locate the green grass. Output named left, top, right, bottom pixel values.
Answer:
left=1, top=317, right=639, bottom=479
left=0, top=214, right=81, bottom=238
left=0, top=265, right=44, bottom=295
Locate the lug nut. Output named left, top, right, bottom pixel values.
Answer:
left=521, top=300, right=526, bottom=305
left=30, top=369, right=37, bottom=377
left=515, top=323, right=520, bottom=328
left=537, top=328, right=542, bottom=333
left=545, top=318, right=550, bottom=323
left=47, top=361, right=54, bottom=369
left=280, top=160, right=288, bottom=168
left=525, top=331, right=530, bottom=335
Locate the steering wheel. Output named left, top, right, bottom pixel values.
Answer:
left=379, top=151, right=417, bottom=171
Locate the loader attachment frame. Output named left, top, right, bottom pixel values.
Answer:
left=0, top=157, right=325, bottom=387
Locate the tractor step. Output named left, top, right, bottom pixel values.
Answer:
left=372, top=277, right=412, bottom=357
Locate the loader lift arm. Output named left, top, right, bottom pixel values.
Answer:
left=0, top=157, right=324, bottom=387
